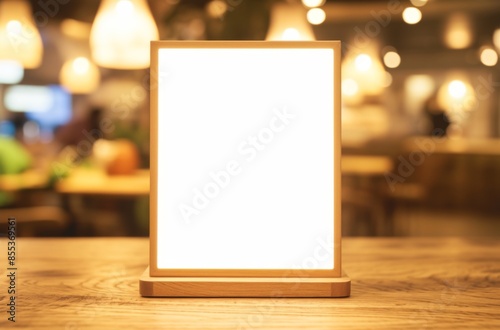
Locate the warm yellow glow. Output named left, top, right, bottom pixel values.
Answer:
left=116, top=0, right=134, bottom=14
left=342, top=43, right=386, bottom=97
left=480, top=47, right=498, bottom=67
left=61, top=19, right=92, bottom=39
left=0, top=0, right=43, bottom=69
left=7, top=20, right=23, bottom=34
left=301, top=0, right=326, bottom=8
left=383, top=51, right=401, bottom=68
left=494, top=29, right=500, bottom=51
left=60, top=57, right=100, bottom=94
left=72, top=57, right=90, bottom=74
left=403, top=75, right=436, bottom=116
left=266, top=3, right=315, bottom=41
left=402, top=7, right=422, bottom=25
left=405, top=75, right=435, bottom=100
left=444, top=13, right=473, bottom=49
left=282, top=28, right=301, bottom=40
left=410, top=0, right=428, bottom=7
left=90, top=0, right=159, bottom=69
left=342, top=79, right=359, bottom=97
left=445, top=29, right=471, bottom=49
left=448, top=80, right=466, bottom=99
left=206, top=0, right=228, bottom=19
left=437, top=76, right=476, bottom=122
left=307, top=8, right=326, bottom=25
left=355, top=54, right=372, bottom=72
left=341, top=79, right=363, bottom=106
left=382, top=72, right=393, bottom=87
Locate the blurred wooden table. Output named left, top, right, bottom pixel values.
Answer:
left=402, top=137, right=500, bottom=155
left=0, top=170, right=49, bottom=192
left=0, top=237, right=498, bottom=329
left=54, top=169, right=150, bottom=235
left=55, top=168, right=150, bottom=196
left=342, top=155, right=393, bottom=175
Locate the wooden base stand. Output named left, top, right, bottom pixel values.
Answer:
left=140, top=267, right=350, bottom=297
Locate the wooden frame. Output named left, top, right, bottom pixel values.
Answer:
left=141, top=40, right=349, bottom=297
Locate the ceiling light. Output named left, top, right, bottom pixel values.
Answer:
left=448, top=80, right=467, bottom=99
left=307, top=8, right=326, bottom=25
left=61, top=19, right=92, bottom=39
left=266, top=3, right=315, bottom=41
left=402, top=7, right=422, bottom=25
left=301, top=0, right=326, bottom=8
left=90, top=0, right=159, bottom=69
left=342, top=79, right=359, bottom=97
left=437, top=77, right=476, bottom=123
left=444, top=13, right=473, bottom=49
left=206, top=0, right=228, bottom=19
left=382, top=72, right=393, bottom=88
left=493, top=29, right=500, bottom=51
left=383, top=51, right=401, bottom=68
left=480, top=47, right=498, bottom=67
left=410, top=0, right=428, bottom=7
left=59, top=57, right=100, bottom=94
left=354, top=54, right=372, bottom=72
left=0, top=0, right=43, bottom=69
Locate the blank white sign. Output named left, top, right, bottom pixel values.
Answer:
left=155, top=46, right=335, bottom=270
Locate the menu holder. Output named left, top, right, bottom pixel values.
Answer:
left=140, top=40, right=350, bottom=297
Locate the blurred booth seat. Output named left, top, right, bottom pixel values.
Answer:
left=0, top=170, right=70, bottom=236
left=0, top=206, right=69, bottom=236
left=391, top=136, right=500, bottom=236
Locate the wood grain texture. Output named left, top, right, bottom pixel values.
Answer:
left=0, top=237, right=499, bottom=329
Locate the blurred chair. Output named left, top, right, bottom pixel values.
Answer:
left=342, top=155, right=394, bottom=236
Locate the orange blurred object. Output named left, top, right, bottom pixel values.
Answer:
left=105, top=139, right=140, bottom=175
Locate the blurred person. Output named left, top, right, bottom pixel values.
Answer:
left=423, top=92, right=449, bottom=137
left=54, top=107, right=103, bottom=148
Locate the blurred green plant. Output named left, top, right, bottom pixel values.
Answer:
left=0, top=137, right=33, bottom=206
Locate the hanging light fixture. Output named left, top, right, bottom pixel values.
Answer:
left=0, top=0, right=43, bottom=69
left=443, top=13, right=473, bottom=50
left=437, top=74, right=476, bottom=124
left=342, top=43, right=386, bottom=97
left=59, top=57, right=100, bottom=94
left=90, top=0, right=159, bottom=69
left=266, top=2, right=315, bottom=41
left=494, top=29, right=500, bottom=52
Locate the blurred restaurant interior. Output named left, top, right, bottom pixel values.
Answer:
left=0, top=0, right=499, bottom=237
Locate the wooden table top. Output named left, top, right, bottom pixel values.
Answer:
left=1, top=237, right=498, bottom=329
